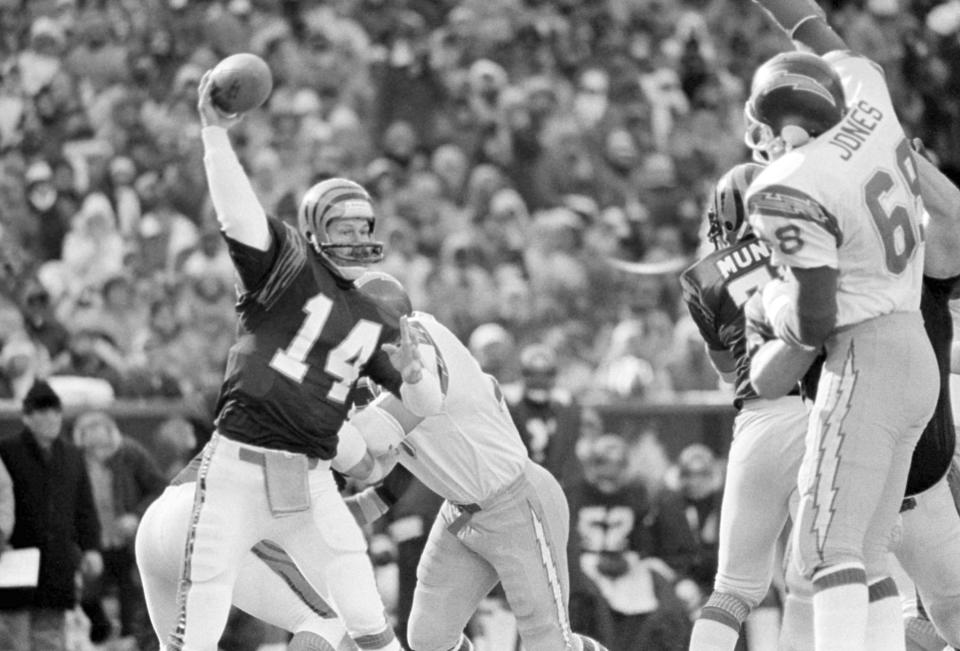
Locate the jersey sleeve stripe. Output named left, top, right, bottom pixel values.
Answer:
left=749, top=184, right=843, bottom=246
left=410, top=322, right=449, bottom=396
left=251, top=222, right=307, bottom=310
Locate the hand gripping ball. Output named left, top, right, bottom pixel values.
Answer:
left=210, top=53, right=273, bottom=114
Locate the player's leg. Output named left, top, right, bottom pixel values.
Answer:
left=232, top=542, right=354, bottom=649
left=170, top=436, right=268, bottom=651
left=407, top=504, right=500, bottom=651
left=134, top=484, right=196, bottom=648
left=895, top=479, right=960, bottom=648
left=476, top=463, right=579, bottom=651
left=283, top=473, right=400, bottom=651
left=690, top=396, right=806, bottom=650
left=794, top=317, right=937, bottom=651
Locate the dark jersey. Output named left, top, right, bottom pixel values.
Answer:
left=905, top=274, right=960, bottom=496
left=680, top=238, right=782, bottom=409
left=214, top=217, right=402, bottom=459
left=802, top=274, right=960, bottom=497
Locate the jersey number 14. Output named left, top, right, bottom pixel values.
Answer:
left=270, top=293, right=382, bottom=403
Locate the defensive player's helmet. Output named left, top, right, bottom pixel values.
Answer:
left=355, top=270, right=412, bottom=320
left=298, top=178, right=384, bottom=277
left=706, top=162, right=764, bottom=250
left=744, top=51, right=846, bottom=162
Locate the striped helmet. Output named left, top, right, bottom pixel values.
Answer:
left=706, top=162, right=764, bottom=250
left=297, top=178, right=384, bottom=273
left=745, top=51, right=846, bottom=162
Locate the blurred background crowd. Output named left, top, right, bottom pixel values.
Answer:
left=0, top=0, right=959, bottom=649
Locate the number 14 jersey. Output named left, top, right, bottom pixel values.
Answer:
left=746, top=52, right=928, bottom=328
left=215, top=217, right=401, bottom=460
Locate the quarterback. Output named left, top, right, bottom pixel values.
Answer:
left=165, top=72, right=404, bottom=651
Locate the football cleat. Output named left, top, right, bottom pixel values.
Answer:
left=744, top=51, right=846, bottom=161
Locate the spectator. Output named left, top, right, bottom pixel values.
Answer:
left=505, top=343, right=585, bottom=487
left=566, top=434, right=697, bottom=651
left=151, top=416, right=197, bottom=482
left=59, top=192, right=125, bottom=298
left=671, top=443, right=725, bottom=601
left=0, top=381, right=102, bottom=651
left=72, top=410, right=165, bottom=648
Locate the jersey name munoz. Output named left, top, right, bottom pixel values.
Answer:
left=747, top=52, right=928, bottom=328
left=681, top=238, right=780, bottom=408
left=397, top=312, right=529, bottom=506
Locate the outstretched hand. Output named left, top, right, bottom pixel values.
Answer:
left=197, top=70, right=244, bottom=130
left=383, top=316, right=424, bottom=384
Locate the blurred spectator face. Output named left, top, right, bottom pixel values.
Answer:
left=520, top=344, right=558, bottom=402
left=678, top=444, right=721, bottom=500
left=526, top=85, right=558, bottom=122
left=109, top=156, right=136, bottom=186
left=383, top=121, right=417, bottom=164
left=27, top=179, right=57, bottom=211
left=468, top=323, right=515, bottom=377
left=150, top=301, right=179, bottom=338
left=583, top=434, right=629, bottom=494
left=103, top=276, right=133, bottom=309
left=3, top=340, right=36, bottom=378
left=23, top=405, right=62, bottom=444
left=149, top=29, right=174, bottom=57
left=605, top=129, right=639, bottom=171
left=22, top=287, right=51, bottom=323
left=74, top=411, right=121, bottom=462
left=431, top=145, right=468, bottom=197
left=156, top=416, right=196, bottom=457
left=574, top=68, right=610, bottom=126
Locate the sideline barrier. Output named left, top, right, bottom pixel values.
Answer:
left=0, top=393, right=738, bottom=460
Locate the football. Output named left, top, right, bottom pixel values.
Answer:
left=210, top=53, right=273, bottom=115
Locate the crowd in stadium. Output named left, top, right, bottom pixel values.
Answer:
left=1, top=0, right=960, bottom=650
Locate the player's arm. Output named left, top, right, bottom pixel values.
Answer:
left=752, top=0, right=847, bottom=55
left=748, top=191, right=840, bottom=349
left=331, top=419, right=396, bottom=484
left=916, top=152, right=960, bottom=279
left=383, top=316, right=445, bottom=418
left=749, top=339, right=819, bottom=399
left=707, top=347, right=737, bottom=384
left=680, top=274, right=737, bottom=382
left=198, top=71, right=271, bottom=252
left=744, top=288, right=819, bottom=398
left=344, top=465, right=415, bottom=526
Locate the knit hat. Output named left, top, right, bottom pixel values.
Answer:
left=22, top=380, right=62, bottom=413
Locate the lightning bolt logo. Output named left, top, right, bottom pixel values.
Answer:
left=767, top=72, right=838, bottom=106
left=528, top=501, right=575, bottom=648
left=810, top=342, right=858, bottom=557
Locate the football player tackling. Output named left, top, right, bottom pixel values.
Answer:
left=164, top=73, right=404, bottom=651
left=352, top=272, right=609, bottom=651
left=742, top=2, right=939, bottom=649
left=680, top=163, right=813, bottom=651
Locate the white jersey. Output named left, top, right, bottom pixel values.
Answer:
left=397, top=312, right=529, bottom=505
left=747, top=52, right=927, bottom=328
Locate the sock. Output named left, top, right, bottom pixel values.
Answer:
left=689, top=591, right=750, bottom=651
left=779, top=592, right=814, bottom=651
left=905, top=616, right=948, bottom=651
left=865, top=577, right=905, bottom=651
left=745, top=606, right=782, bottom=651
left=812, top=563, right=868, bottom=651
left=353, top=627, right=401, bottom=651
left=289, top=631, right=338, bottom=651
